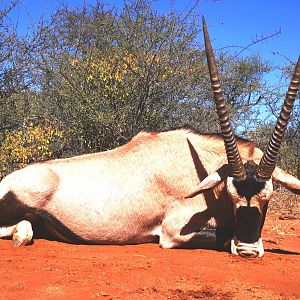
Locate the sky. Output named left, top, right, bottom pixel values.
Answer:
left=2, top=0, right=299, bottom=131
left=7, top=0, right=299, bottom=68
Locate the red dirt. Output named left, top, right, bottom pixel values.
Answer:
left=0, top=214, right=299, bottom=300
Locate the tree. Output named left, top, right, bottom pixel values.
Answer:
left=27, top=0, right=211, bottom=155
left=246, top=57, right=300, bottom=178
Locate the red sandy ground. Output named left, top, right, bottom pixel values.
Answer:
left=0, top=213, right=299, bottom=300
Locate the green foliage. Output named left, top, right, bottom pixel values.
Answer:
left=30, top=0, right=210, bottom=154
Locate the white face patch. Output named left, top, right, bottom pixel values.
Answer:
left=226, top=177, right=247, bottom=214
left=251, top=179, right=273, bottom=212
left=231, top=237, right=264, bottom=258
left=225, top=176, right=273, bottom=258
left=226, top=177, right=273, bottom=214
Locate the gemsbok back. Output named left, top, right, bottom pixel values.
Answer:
left=0, top=17, right=299, bottom=257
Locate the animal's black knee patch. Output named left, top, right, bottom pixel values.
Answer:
left=216, top=227, right=235, bottom=250
left=236, top=206, right=261, bottom=243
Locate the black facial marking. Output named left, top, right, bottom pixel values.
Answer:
left=236, top=206, right=261, bottom=243
left=233, top=161, right=266, bottom=201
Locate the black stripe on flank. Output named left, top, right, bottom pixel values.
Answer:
left=0, top=192, right=93, bottom=244
left=33, top=208, right=94, bottom=244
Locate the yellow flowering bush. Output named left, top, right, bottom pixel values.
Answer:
left=0, top=123, right=64, bottom=179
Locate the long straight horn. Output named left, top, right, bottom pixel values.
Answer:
left=257, top=56, right=300, bottom=181
left=202, top=16, right=245, bottom=179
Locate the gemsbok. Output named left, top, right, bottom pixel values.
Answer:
left=0, top=17, right=299, bottom=257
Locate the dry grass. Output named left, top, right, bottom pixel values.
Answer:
left=268, top=191, right=300, bottom=219
left=266, top=191, right=300, bottom=240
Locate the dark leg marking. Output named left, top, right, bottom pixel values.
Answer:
left=33, top=209, right=93, bottom=244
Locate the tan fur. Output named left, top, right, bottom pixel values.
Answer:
left=0, top=129, right=299, bottom=248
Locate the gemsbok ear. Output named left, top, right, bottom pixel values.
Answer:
left=272, top=167, right=300, bottom=195
left=186, top=164, right=232, bottom=197
left=186, top=172, right=222, bottom=198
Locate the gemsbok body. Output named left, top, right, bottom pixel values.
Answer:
left=0, top=17, right=299, bottom=257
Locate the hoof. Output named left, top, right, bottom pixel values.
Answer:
left=12, top=220, right=33, bottom=248
left=12, top=237, right=25, bottom=248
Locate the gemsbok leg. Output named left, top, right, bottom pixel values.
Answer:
left=0, top=220, right=33, bottom=247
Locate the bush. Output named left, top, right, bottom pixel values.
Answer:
left=0, top=122, right=65, bottom=179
